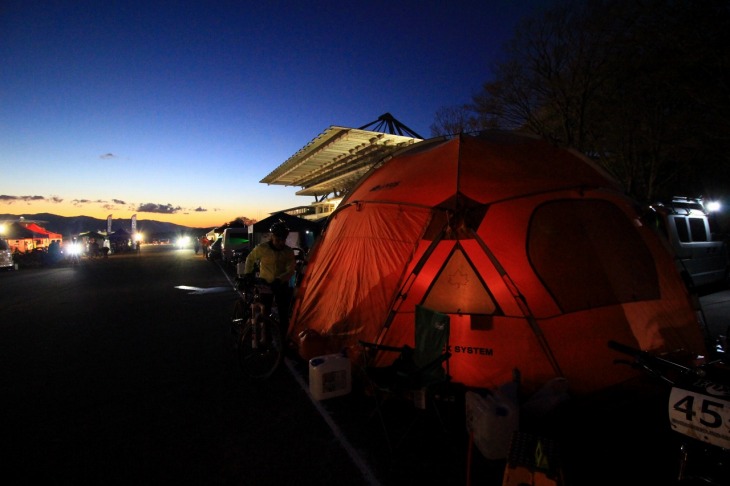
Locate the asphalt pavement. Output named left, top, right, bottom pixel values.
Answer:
left=3, top=250, right=726, bottom=486
left=699, top=285, right=730, bottom=347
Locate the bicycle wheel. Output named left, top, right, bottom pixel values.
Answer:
left=231, top=298, right=249, bottom=349
left=237, top=316, right=283, bottom=380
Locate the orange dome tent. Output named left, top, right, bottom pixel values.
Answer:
left=289, top=131, right=707, bottom=397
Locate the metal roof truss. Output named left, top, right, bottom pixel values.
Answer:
left=260, top=126, right=421, bottom=198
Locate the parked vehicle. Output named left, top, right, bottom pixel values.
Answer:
left=221, top=228, right=249, bottom=264
left=0, top=238, right=14, bottom=270
left=230, top=247, right=250, bottom=275
left=206, top=239, right=222, bottom=261
left=650, top=197, right=729, bottom=288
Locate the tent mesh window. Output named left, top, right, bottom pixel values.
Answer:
left=527, top=199, right=660, bottom=312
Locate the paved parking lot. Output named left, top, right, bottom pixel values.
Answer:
left=699, top=286, right=730, bottom=347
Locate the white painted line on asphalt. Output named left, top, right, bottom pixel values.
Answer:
left=284, top=357, right=382, bottom=486
left=218, top=260, right=381, bottom=485
left=218, top=262, right=238, bottom=290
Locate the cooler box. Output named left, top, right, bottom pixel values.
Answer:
left=309, top=353, right=351, bottom=400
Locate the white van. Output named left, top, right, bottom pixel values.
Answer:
left=0, top=238, right=14, bottom=270
left=650, top=197, right=729, bottom=288
left=221, top=228, right=250, bottom=264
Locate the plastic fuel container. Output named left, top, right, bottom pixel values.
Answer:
left=309, top=353, right=351, bottom=400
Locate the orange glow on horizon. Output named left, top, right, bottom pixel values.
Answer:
left=0, top=201, right=272, bottom=229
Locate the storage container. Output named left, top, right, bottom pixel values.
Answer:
left=309, top=353, right=351, bottom=400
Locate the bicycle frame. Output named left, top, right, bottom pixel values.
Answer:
left=247, top=284, right=271, bottom=349
left=232, top=279, right=283, bottom=380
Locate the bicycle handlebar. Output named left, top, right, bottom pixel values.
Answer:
left=607, top=340, right=702, bottom=384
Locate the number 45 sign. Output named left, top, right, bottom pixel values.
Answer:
left=669, top=383, right=730, bottom=449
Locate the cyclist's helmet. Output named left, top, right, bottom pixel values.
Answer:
left=270, top=222, right=290, bottom=238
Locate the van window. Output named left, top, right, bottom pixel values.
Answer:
left=673, top=217, right=690, bottom=243
left=688, top=217, right=708, bottom=242
left=0, top=239, right=8, bottom=250
left=674, top=215, right=710, bottom=243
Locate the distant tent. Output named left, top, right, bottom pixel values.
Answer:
left=107, top=228, right=132, bottom=251
left=109, top=228, right=130, bottom=240
left=289, top=131, right=706, bottom=397
left=2, top=222, right=37, bottom=252
left=78, top=231, right=106, bottom=241
left=23, top=223, right=63, bottom=241
left=250, top=212, right=323, bottom=249
left=4, top=222, right=35, bottom=239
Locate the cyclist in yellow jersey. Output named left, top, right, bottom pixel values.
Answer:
left=242, top=222, right=296, bottom=337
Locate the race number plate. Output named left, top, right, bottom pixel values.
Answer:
left=669, top=383, right=730, bottom=449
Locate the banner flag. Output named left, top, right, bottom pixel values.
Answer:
left=107, top=215, right=112, bottom=233
left=131, top=214, right=137, bottom=235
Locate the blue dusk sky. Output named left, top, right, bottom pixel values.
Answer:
left=1, top=0, right=551, bottom=228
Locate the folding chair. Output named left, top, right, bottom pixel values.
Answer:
left=358, top=305, right=452, bottom=453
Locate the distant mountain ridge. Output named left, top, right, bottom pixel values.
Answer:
left=0, top=213, right=213, bottom=239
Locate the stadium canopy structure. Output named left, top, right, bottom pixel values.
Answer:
left=261, top=113, right=423, bottom=203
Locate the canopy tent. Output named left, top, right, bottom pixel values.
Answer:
left=23, top=223, right=63, bottom=241
left=4, top=222, right=36, bottom=239
left=250, top=212, right=323, bottom=250
left=78, top=230, right=106, bottom=241
left=2, top=222, right=43, bottom=252
left=3, top=221, right=62, bottom=252
left=109, top=228, right=131, bottom=240
left=289, top=131, right=706, bottom=397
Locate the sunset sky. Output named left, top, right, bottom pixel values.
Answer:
left=1, top=0, right=550, bottom=229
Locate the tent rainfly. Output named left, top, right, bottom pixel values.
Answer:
left=289, top=131, right=707, bottom=398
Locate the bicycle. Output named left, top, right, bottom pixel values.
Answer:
left=608, top=340, right=730, bottom=485
left=231, top=277, right=283, bottom=380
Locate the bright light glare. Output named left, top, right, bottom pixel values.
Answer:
left=177, top=236, right=190, bottom=247
left=134, top=232, right=143, bottom=242
left=706, top=201, right=721, bottom=212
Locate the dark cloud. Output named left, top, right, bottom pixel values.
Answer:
left=1, top=194, right=204, bottom=218
left=0, top=195, right=46, bottom=203
left=137, top=203, right=180, bottom=214
left=100, top=153, right=116, bottom=159
left=64, top=198, right=128, bottom=209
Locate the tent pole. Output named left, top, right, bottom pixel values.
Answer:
left=375, top=223, right=448, bottom=344
left=470, top=229, right=564, bottom=377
